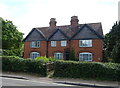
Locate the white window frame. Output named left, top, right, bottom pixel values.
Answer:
left=30, top=41, right=40, bottom=48
left=51, top=41, right=56, bottom=47
left=79, top=40, right=92, bottom=47
left=61, top=40, right=67, bottom=47
left=54, top=53, right=63, bottom=59
left=79, top=52, right=92, bottom=61
left=30, top=52, right=40, bottom=59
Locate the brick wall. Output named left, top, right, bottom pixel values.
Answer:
left=70, top=39, right=103, bottom=62
left=24, top=39, right=103, bottom=62
left=48, top=40, right=70, bottom=58
left=23, top=41, right=47, bottom=58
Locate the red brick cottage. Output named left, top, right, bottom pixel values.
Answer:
left=23, top=16, right=104, bottom=62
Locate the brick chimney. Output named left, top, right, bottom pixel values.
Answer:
left=70, top=16, right=79, bottom=27
left=49, top=18, right=57, bottom=28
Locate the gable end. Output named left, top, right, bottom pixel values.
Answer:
left=48, top=29, right=69, bottom=41
left=23, top=28, right=46, bottom=42
left=70, top=24, right=104, bottom=40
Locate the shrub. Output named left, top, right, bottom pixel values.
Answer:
left=69, top=49, right=78, bottom=61
left=53, top=61, right=120, bottom=81
left=35, top=56, right=55, bottom=62
left=2, top=56, right=47, bottom=76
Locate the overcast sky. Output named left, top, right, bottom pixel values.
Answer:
left=0, top=0, right=119, bottom=37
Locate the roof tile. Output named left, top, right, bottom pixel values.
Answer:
left=36, top=22, right=103, bottom=39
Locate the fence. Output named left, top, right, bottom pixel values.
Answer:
left=46, top=62, right=54, bottom=72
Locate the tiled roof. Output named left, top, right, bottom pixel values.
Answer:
left=36, top=22, right=103, bottom=40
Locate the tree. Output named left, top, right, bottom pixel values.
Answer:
left=104, top=21, right=120, bottom=63
left=69, top=48, right=78, bottom=61
left=0, top=17, right=23, bottom=56
left=111, top=40, right=120, bottom=63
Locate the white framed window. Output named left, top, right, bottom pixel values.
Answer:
left=54, top=53, right=63, bottom=59
left=30, top=41, right=40, bottom=48
left=51, top=41, right=56, bottom=47
left=79, top=52, right=92, bottom=61
left=79, top=40, right=92, bottom=47
left=61, top=40, right=67, bottom=47
left=30, top=52, right=40, bottom=59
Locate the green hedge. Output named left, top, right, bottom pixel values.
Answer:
left=53, top=61, right=120, bottom=81
left=2, top=56, right=47, bottom=76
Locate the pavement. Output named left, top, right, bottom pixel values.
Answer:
left=1, top=72, right=120, bottom=88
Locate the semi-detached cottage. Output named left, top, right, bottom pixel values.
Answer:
left=23, top=16, right=104, bottom=62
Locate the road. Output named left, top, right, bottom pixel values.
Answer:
left=1, top=77, right=91, bottom=88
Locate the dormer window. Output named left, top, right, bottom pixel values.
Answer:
left=30, top=41, right=40, bottom=48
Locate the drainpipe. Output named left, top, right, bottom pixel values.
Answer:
left=69, top=39, right=71, bottom=49
left=46, top=41, right=48, bottom=58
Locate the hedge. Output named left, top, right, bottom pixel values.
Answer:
left=53, top=61, right=120, bottom=81
left=2, top=56, right=47, bottom=76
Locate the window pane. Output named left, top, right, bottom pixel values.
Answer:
left=79, top=53, right=92, bottom=61
left=80, top=41, right=83, bottom=46
left=31, top=52, right=40, bottom=59
left=61, top=41, right=66, bottom=46
left=54, top=53, right=63, bottom=59
left=83, top=54, right=88, bottom=60
left=59, top=53, right=63, bottom=59
left=51, top=41, right=56, bottom=47
left=80, top=54, right=83, bottom=61
left=80, top=40, right=92, bottom=47
left=54, top=54, right=58, bottom=59
left=31, top=41, right=40, bottom=48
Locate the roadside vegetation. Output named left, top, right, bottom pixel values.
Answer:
left=2, top=56, right=120, bottom=81
left=103, top=21, right=120, bottom=63
left=2, top=56, right=47, bottom=76
left=53, top=60, right=120, bottom=81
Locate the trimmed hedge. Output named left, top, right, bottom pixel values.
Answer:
left=2, top=56, right=47, bottom=76
left=53, top=61, right=120, bottom=81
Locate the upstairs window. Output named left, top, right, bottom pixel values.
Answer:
left=79, top=52, right=92, bottom=61
left=30, top=52, right=40, bottom=59
left=61, top=40, right=67, bottom=47
left=54, top=53, right=63, bottom=59
left=31, top=41, right=40, bottom=48
left=79, top=40, right=92, bottom=47
left=51, top=41, right=56, bottom=47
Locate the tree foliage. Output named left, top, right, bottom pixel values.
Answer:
left=111, top=40, right=120, bottom=63
left=69, top=48, right=77, bottom=61
left=0, top=17, right=23, bottom=56
left=104, top=21, right=120, bottom=63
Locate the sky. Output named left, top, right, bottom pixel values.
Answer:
left=0, top=0, right=119, bottom=37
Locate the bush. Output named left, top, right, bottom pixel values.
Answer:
left=69, top=49, right=78, bottom=61
left=53, top=61, right=120, bottom=81
left=35, top=56, right=55, bottom=62
left=2, top=56, right=47, bottom=76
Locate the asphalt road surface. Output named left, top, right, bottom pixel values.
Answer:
left=1, top=77, right=91, bottom=88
